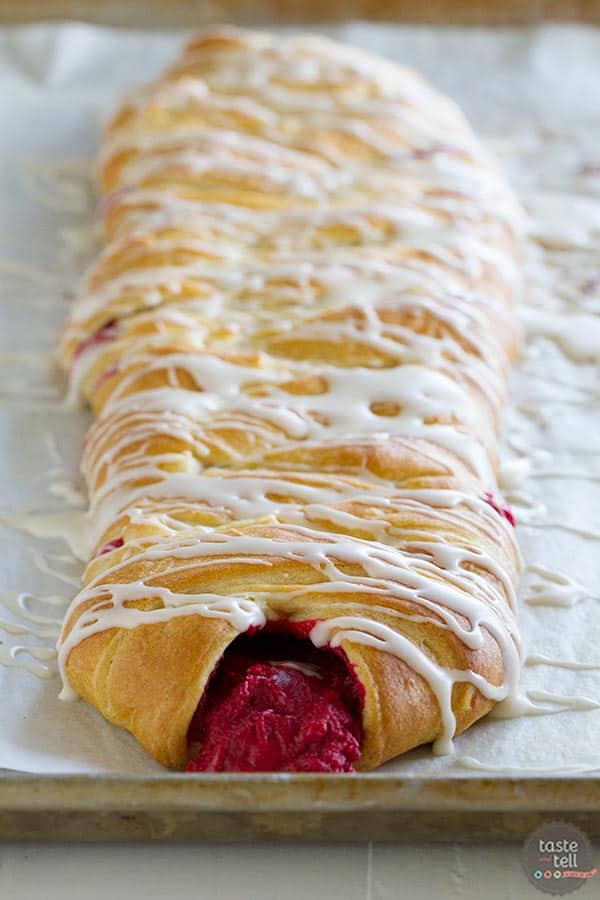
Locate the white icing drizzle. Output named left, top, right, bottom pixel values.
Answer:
left=311, top=615, right=513, bottom=756
left=0, top=509, right=89, bottom=560
left=524, top=564, right=597, bottom=608
left=20, top=157, right=95, bottom=214
left=454, top=756, right=600, bottom=776
left=0, top=258, right=65, bottom=297
left=0, top=382, right=61, bottom=401
left=492, top=689, right=600, bottom=719
left=526, top=653, right=600, bottom=671
left=520, top=520, right=600, bottom=542
left=531, top=470, right=600, bottom=483
left=58, top=580, right=266, bottom=701
left=497, top=457, right=531, bottom=491
left=47, top=479, right=87, bottom=506
left=0, top=643, right=57, bottom=680
left=502, top=490, right=546, bottom=523
left=66, top=244, right=515, bottom=339
left=0, top=591, right=67, bottom=681
left=30, top=549, right=83, bottom=589
left=0, top=591, right=65, bottom=641
left=86, top=358, right=496, bottom=484
left=520, top=307, right=600, bottom=363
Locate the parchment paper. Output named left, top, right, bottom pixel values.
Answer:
left=0, top=22, right=599, bottom=776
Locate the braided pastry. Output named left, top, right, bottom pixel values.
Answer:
left=57, top=27, right=522, bottom=772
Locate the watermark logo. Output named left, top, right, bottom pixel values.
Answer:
left=522, top=821, right=597, bottom=895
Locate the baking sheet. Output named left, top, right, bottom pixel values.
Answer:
left=0, top=22, right=599, bottom=779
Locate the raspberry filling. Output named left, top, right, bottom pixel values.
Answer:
left=73, top=319, right=119, bottom=361
left=482, top=490, right=516, bottom=527
left=186, top=626, right=363, bottom=773
left=413, top=143, right=465, bottom=160
left=100, top=186, right=132, bottom=217
left=97, top=537, right=124, bottom=556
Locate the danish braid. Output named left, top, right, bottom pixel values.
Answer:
left=57, top=27, right=522, bottom=772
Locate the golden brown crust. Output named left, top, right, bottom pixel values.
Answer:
left=63, top=514, right=518, bottom=768
left=66, top=614, right=237, bottom=768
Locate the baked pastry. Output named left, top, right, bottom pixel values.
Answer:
left=57, top=26, right=522, bottom=772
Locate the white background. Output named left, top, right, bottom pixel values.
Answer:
left=2, top=841, right=585, bottom=899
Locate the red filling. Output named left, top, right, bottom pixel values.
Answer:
left=482, top=490, right=516, bottom=527
left=100, top=186, right=132, bottom=217
left=97, top=537, right=124, bottom=556
left=73, top=319, right=119, bottom=361
left=413, top=143, right=466, bottom=160
left=90, top=363, right=120, bottom=396
left=186, top=627, right=363, bottom=773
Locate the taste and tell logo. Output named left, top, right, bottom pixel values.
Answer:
left=522, top=821, right=597, bottom=895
